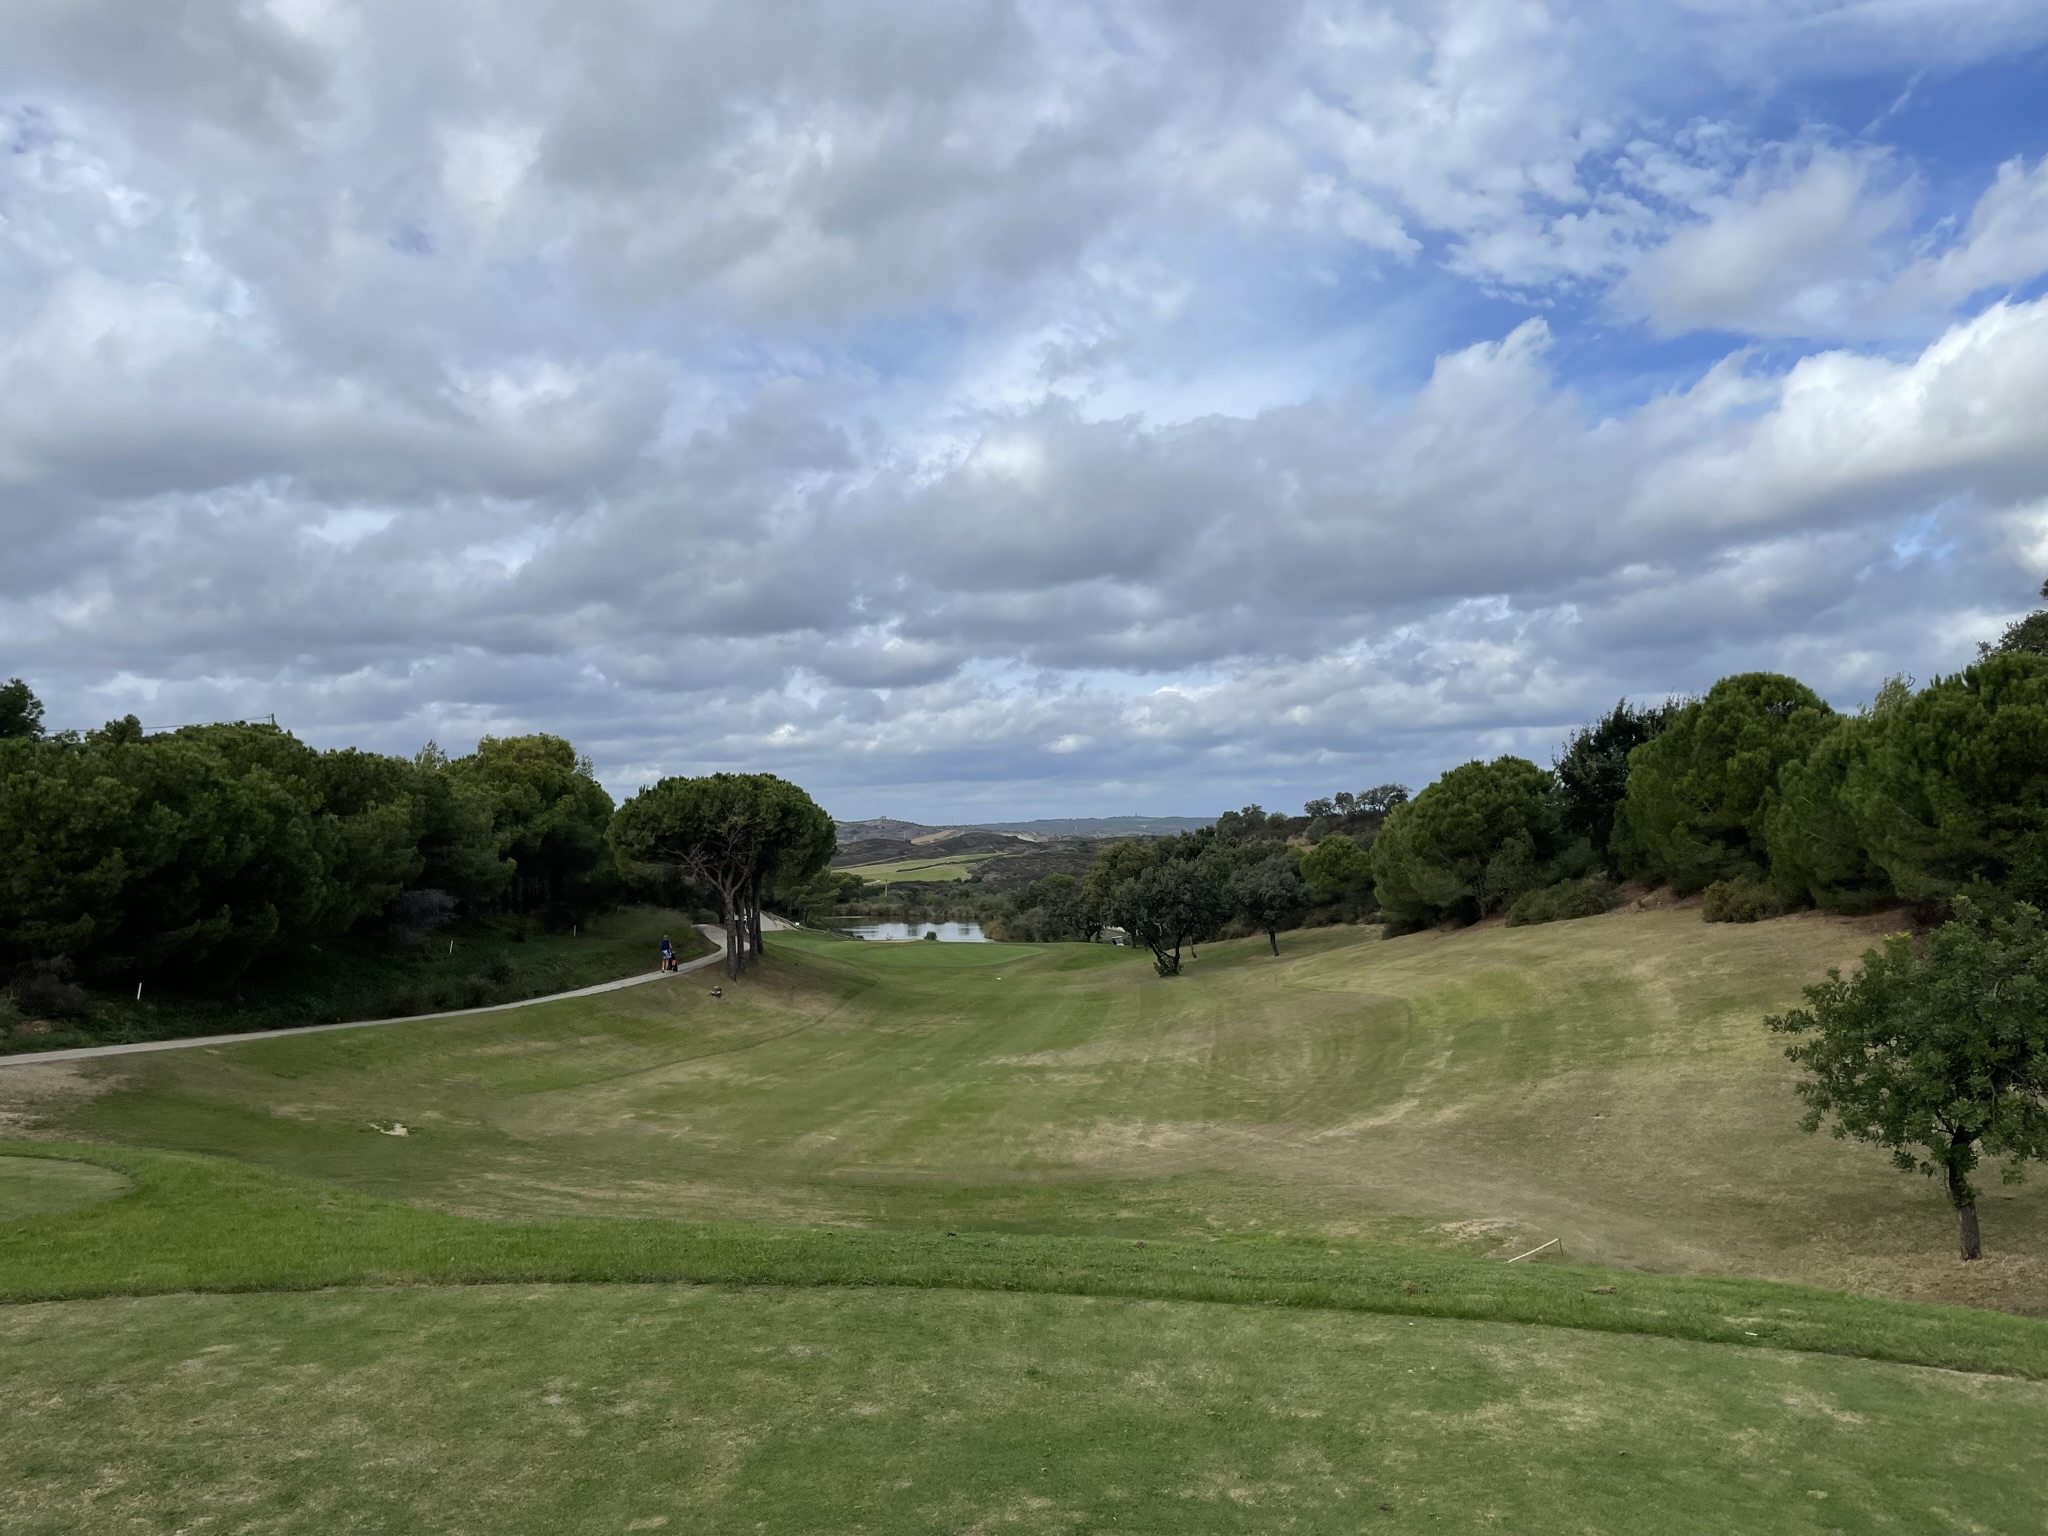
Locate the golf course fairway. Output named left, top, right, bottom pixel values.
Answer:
left=5, top=907, right=2047, bottom=1532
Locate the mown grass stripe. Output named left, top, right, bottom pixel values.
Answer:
left=5, top=1141, right=2045, bottom=1381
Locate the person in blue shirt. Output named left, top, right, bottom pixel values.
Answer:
left=659, top=934, right=674, bottom=972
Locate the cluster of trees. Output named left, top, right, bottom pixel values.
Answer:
left=0, top=686, right=622, bottom=990
left=1361, top=647, right=2048, bottom=935
left=0, top=679, right=837, bottom=994
left=1003, top=816, right=1308, bottom=974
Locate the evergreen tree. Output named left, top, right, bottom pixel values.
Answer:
left=1615, top=673, right=1833, bottom=892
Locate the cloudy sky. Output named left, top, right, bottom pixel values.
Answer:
left=4, top=1, right=2047, bottom=819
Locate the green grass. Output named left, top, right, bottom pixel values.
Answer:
left=10, top=907, right=2048, bottom=1528
left=2, top=906, right=712, bottom=1055
left=0, top=1153, right=130, bottom=1219
left=838, top=852, right=986, bottom=882
left=8, top=1283, right=2045, bottom=1536
left=6, top=1141, right=2046, bottom=1378
left=29, top=909, right=2048, bottom=1312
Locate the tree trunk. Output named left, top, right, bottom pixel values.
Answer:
left=716, top=879, right=748, bottom=980
left=1946, top=1152, right=1983, bottom=1261
left=1267, top=927, right=1279, bottom=957
left=749, top=876, right=764, bottom=957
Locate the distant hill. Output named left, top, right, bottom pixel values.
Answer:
left=835, top=815, right=1214, bottom=846
left=969, top=816, right=1216, bottom=837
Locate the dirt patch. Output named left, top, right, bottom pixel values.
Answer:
left=0, top=1063, right=125, bottom=1136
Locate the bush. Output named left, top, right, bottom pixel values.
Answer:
left=1702, top=874, right=1789, bottom=924
left=8, top=956, right=89, bottom=1019
left=389, top=888, right=460, bottom=945
left=1505, top=879, right=1615, bottom=927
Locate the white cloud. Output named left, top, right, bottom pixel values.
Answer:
left=4, top=0, right=2048, bottom=814
left=1617, top=147, right=1909, bottom=336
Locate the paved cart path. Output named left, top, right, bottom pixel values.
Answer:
left=0, top=923, right=752, bottom=1067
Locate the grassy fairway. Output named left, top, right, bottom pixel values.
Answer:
left=7, top=1283, right=2045, bottom=1536
left=26, top=908, right=2048, bottom=1311
left=9, top=907, right=2048, bottom=1530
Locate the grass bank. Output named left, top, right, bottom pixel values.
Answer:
left=5, top=1142, right=2046, bottom=1380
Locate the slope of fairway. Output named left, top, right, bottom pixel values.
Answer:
left=21, top=907, right=2044, bottom=1313
left=7, top=1283, right=2045, bottom=1536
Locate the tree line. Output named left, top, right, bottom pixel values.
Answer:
left=1022, top=613, right=2048, bottom=989
left=1368, top=653, right=2048, bottom=936
left=0, top=681, right=833, bottom=995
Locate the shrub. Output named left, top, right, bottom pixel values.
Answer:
left=8, top=956, right=89, bottom=1019
left=1616, top=673, right=1835, bottom=892
left=389, top=888, right=460, bottom=945
left=1505, top=879, right=1615, bottom=927
left=1702, top=873, right=1788, bottom=923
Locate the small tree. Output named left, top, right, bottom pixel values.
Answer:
left=1230, top=853, right=1310, bottom=955
left=1768, top=901, right=2048, bottom=1260
left=1109, top=858, right=1226, bottom=976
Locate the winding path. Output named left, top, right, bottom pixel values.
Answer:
left=0, top=923, right=758, bottom=1067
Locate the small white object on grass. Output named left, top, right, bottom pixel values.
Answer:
left=373, top=1121, right=409, bottom=1136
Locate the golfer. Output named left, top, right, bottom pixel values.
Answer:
left=659, top=934, right=674, bottom=972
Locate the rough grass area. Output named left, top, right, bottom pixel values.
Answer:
left=23, top=909, right=2046, bottom=1313
left=6, top=1284, right=2046, bottom=1536
left=4, top=1143, right=2047, bottom=1379
left=1, top=906, right=712, bottom=1055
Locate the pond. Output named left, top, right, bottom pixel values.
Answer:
left=822, top=919, right=990, bottom=943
